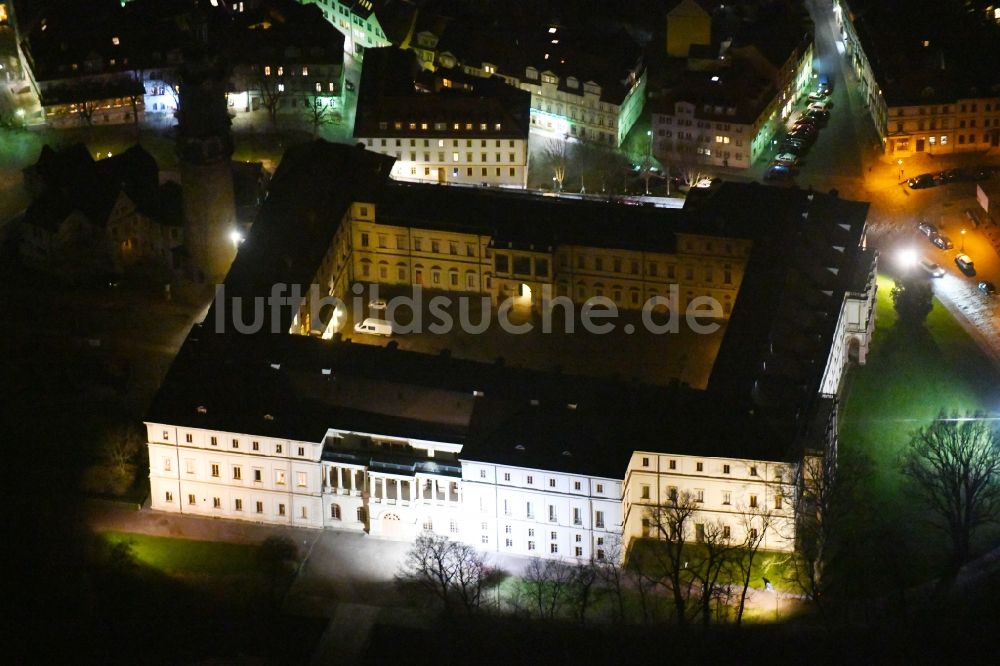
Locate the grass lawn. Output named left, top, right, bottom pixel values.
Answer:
left=100, top=531, right=260, bottom=577
left=839, top=274, right=1000, bottom=578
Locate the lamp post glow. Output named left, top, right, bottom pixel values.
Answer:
left=897, top=158, right=903, bottom=181
left=897, top=247, right=918, bottom=271
left=961, top=228, right=967, bottom=252
left=230, top=229, right=244, bottom=247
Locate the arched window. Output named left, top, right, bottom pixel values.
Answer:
left=330, top=503, right=341, bottom=520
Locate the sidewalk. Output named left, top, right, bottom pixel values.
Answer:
left=87, top=500, right=319, bottom=547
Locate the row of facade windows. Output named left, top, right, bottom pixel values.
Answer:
left=169, top=492, right=310, bottom=519
left=637, top=485, right=783, bottom=510
left=162, top=456, right=309, bottom=487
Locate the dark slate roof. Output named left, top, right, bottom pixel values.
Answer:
left=650, top=61, right=775, bottom=125
left=209, top=141, right=395, bottom=332
left=695, top=183, right=873, bottom=439
left=21, top=142, right=163, bottom=230
left=374, top=181, right=688, bottom=252
left=147, top=325, right=805, bottom=478
left=354, top=47, right=531, bottom=140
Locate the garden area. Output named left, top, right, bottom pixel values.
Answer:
left=838, top=274, right=1000, bottom=586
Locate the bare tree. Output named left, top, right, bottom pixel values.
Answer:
left=567, top=561, right=601, bottom=623
left=243, top=64, right=286, bottom=127
left=535, top=137, right=569, bottom=191
left=644, top=490, right=700, bottom=624
left=734, top=502, right=778, bottom=626
left=668, top=147, right=712, bottom=190
left=78, top=100, right=97, bottom=127
left=901, top=411, right=1000, bottom=577
left=396, top=533, right=497, bottom=615
left=303, top=95, right=340, bottom=137
left=688, top=520, right=739, bottom=626
left=100, top=423, right=143, bottom=476
left=523, top=557, right=575, bottom=619
left=789, top=453, right=833, bottom=614
left=595, top=535, right=628, bottom=622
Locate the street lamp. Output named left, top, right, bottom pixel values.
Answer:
left=897, top=158, right=903, bottom=181
left=961, top=228, right=967, bottom=252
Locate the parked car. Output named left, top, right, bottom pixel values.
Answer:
left=907, top=173, right=936, bottom=189
left=979, top=281, right=996, bottom=295
left=818, top=73, right=831, bottom=92
left=368, top=298, right=387, bottom=311
left=793, top=118, right=818, bottom=130
left=353, top=318, right=393, bottom=336
left=920, top=259, right=946, bottom=277
left=803, top=109, right=830, bottom=123
left=917, top=221, right=938, bottom=237
left=942, top=168, right=972, bottom=183
left=790, top=126, right=817, bottom=139
left=808, top=100, right=831, bottom=112
left=972, top=167, right=992, bottom=181
left=807, top=91, right=828, bottom=102
left=345, top=80, right=356, bottom=91
left=774, top=153, right=799, bottom=167
left=764, top=164, right=794, bottom=182
left=931, top=233, right=954, bottom=249
left=780, top=142, right=806, bottom=155
left=955, top=253, right=976, bottom=276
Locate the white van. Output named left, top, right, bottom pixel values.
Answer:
left=353, top=318, right=393, bottom=336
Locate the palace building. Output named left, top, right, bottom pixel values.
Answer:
left=146, top=141, right=877, bottom=560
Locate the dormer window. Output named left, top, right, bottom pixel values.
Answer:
left=567, top=76, right=579, bottom=89
left=525, top=66, right=538, bottom=79
left=483, top=63, right=496, bottom=74
left=112, top=36, right=120, bottom=46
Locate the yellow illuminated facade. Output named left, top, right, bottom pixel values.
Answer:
left=296, top=200, right=751, bottom=332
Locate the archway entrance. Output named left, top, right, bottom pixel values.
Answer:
left=847, top=337, right=861, bottom=363
left=516, top=283, right=532, bottom=308
left=380, top=512, right=403, bottom=539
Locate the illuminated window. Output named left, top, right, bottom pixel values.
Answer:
left=315, top=82, right=321, bottom=92
left=302, top=66, right=308, bottom=76
left=112, top=36, right=120, bottom=45
left=277, top=83, right=285, bottom=92
left=277, top=66, right=284, bottom=76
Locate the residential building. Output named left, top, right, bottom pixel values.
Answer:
left=228, top=0, right=346, bottom=124
left=651, top=1, right=814, bottom=170
left=146, top=141, right=877, bottom=562
left=17, top=143, right=184, bottom=270
left=298, top=0, right=391, bottom=55
left=17, top=0, right=344, bottom=129
left=834, top=0, right=1000, bottom=154
left=388, top=6, right=647, bottom=146
left=665, top=0, right=713, bottom=58
left=354, top=48, right=530, bottom=188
